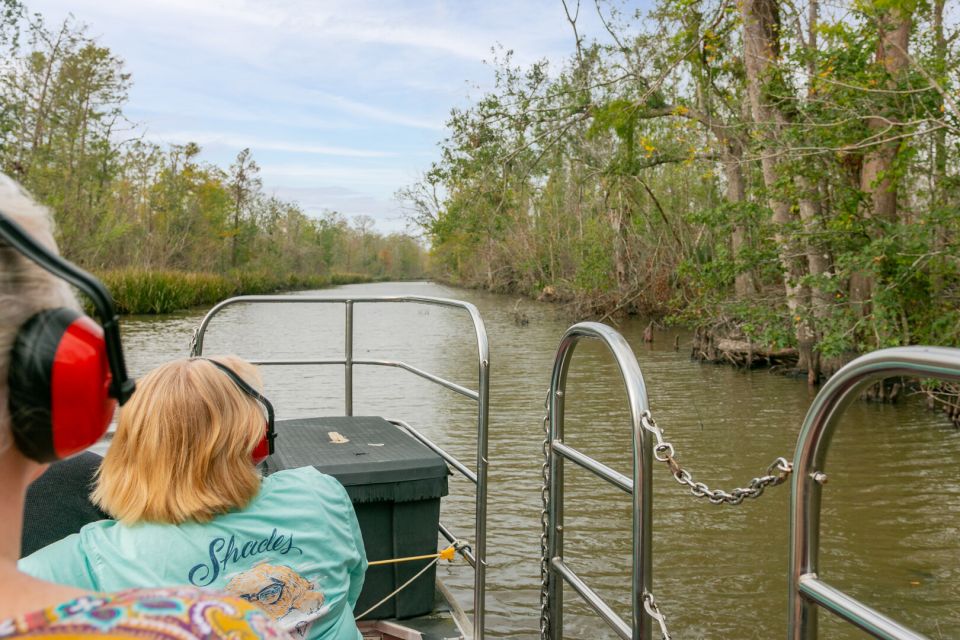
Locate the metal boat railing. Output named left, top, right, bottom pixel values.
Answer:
left=191, top=295, right=489, bottom=640
left=789, top=346, right=960, bottom=640
left=543, top=322, right=654, bottom=639
left=543, top=326, right=960, bottom=640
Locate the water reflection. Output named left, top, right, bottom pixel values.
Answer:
left=117, top=281, right=960, bottom=639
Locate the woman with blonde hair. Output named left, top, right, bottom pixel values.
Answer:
left=0, top=173, right=289, bottom=639
left=20, top=355, right=367, bottom=640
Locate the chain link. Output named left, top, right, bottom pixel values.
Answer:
left=538, top=393, right=551, bottom=639
left=188, top=326, right=200, bottom=356
left=641, top=410, right=793, bottom=505
left=643, top=592, right=672, bottom=640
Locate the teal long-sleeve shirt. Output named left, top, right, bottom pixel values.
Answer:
left=20, top=466, right=367, bottom=640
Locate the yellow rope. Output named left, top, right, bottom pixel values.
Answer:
left=355, top=543, right=463, bottom=621
left=356, top=558, right=440, bottom=621
left=367, top=544, right=457, bottom=566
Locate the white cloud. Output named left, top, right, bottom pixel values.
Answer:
left=129, top=100, right=357, bottom=132
left=119, top=0, right=561, bottom=62
left=64, top=0, right=573, bottom=74
left=129, top=0, right=284, bottom=27
left=259, top=163, right=413, bottom=187
left=305, top=91, right=445, bottom=131
left=268, top=184, right=407, bottom=231
left=140, top=129, right=397, bottom=158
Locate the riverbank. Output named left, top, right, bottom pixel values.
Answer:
left=443, top=276, right=960, bottom=428
left=98, top=268, right=377, bottom=314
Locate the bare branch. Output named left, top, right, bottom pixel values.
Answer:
left=561, top=0, right=583, bottom=66
left=594, top=0, right=628, bottom=53
left=885, top=37, right=960, bottom=133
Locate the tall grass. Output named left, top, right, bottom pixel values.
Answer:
left=96, top=269, right=376, bottom=315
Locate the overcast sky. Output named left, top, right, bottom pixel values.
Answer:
left=26, top=0, right=645, bottom=232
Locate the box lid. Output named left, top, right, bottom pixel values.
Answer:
left=264, top=416, right=449, bottom=503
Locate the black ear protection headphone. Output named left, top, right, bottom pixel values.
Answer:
left=194, top=358, right=275, bottom=465
left=0, top=210, right=135, bottom=463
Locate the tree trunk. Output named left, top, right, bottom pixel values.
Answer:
left=722, top=149, right=757, bottom=299
left=860, top=6, right=911, bottom=223
left=797, top=176, right=831, bottom=382
left=793, top=0, right=830, bottom=382
left=931, top=0, right=948, bottom=292
left=612, top=188, right=627, bottom=294
left=850, top=5, right=913, bottom=320
left=741, top=0, right=816, bottom=377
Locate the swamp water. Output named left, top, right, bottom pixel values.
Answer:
left=118, top=281, right=960, bottom=639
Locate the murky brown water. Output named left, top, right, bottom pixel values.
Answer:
left=118, top=281, right=960, bottom=639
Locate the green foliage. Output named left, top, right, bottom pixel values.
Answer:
left=573, top=217, right=615, bottom=293
left=402, top=0, right=960, bottom=364
left=98, top=269, right=377, bottom=315
left=100, top=270, right=233, bottom=315
left=588, top=99, right=639, bottom=166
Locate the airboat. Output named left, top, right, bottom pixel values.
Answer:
left=189, top=294, right=959, bottom=640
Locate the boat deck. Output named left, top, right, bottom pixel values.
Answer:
left=359, top=585, right=468, bottom=640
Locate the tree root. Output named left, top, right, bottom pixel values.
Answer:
left=923, top=382, right=960, bottom=428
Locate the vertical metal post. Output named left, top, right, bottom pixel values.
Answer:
left=473, top=351, right=490, bottom=640
left=545, top=323, right=653, bottom=640
left=344, top=300, right=353, bottom=416
left=546, top=351, right=568, bottom=640
left=791, top=470, right=824, bottom=640
left=633, top=397, right=653, bottom=640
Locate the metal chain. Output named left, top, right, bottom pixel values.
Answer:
left=188, top=326, right=200, bottom=356
left=538, top=395, right=551, bottom=639
left=641, top=410, right=793, bottom=505
left=643, top=592, right=672, bottom=640
left=538, top=405, right=788, bottom=639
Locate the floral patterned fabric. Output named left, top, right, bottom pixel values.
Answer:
left=0, top=587, right=291, bottom=638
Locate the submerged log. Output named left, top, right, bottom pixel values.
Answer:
left=714, top=338, right=798, bottom=359
left=643, top=321, right=654, bottom=343
left=512, top=299, right=529, bottom=326
left=691, top=327, right=798, bottom=369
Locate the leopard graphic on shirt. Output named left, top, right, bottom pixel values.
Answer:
left=226, top=562, right=330, bottom=638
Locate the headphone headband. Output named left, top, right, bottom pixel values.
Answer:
left=195, top=358, right=276, bottom=455
left=0, top=210, right=135, bottom=405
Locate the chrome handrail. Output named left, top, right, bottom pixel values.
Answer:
left=192, top=295, right=490, bottom=640
left=789, top=346, right=960, bottom=640
left=544, top=322, right=653, bottom=639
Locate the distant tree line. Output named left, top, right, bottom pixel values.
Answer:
left=401, top=0, right=959, bottom=379
left=0, top=3, right=425, bottom=285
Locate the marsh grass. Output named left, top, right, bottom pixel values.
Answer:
left=96, top=269, right=376, bottom=314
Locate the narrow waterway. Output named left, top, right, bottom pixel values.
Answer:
left=118, top=280, right=960, bottom=639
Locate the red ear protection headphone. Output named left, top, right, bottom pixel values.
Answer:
left=1, top=211, right=135, bottom=463
left=194, top=358, right=275, bottom=465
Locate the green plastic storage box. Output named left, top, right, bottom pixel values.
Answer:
left=264, top=416, right=449, bottom=619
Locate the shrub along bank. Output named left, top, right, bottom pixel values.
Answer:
left=97, top=268, right=375, bottom=315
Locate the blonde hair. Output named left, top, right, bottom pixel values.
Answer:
left=0, top=174, right=79, bottom=454
left=93, top=355, right=266, bottom=524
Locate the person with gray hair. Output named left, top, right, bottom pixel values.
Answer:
left=0, top=173, right=293, bottom=639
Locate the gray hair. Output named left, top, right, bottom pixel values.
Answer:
left=0, top=174, right=79, bottom=452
